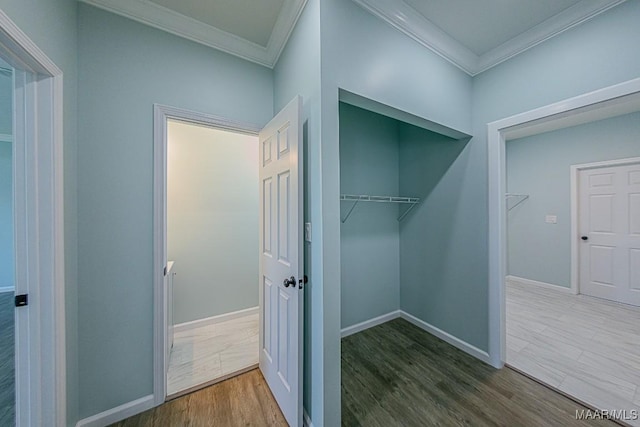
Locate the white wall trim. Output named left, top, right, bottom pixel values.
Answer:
left=0, top=286, right=15, bottom=293
left=506, top=275, right=575, bottom=295
left=173, top=306, right=259, bottom=334
left=399, top=311, right=491, bottom=365
left=75, top=395, right=155, bottom=427
left=78, top=0, right=307, bottom=69
left=340, top=310, right=401, bottom=338
left=353, top=0, right=626, bottom=76
left=0, top=8, right=66, bottom=426
left=0, top=133, right=12, bottom=142
left=569, top=157, right=640, bottom=299
left=153, top=104, right=261, bottom=408
left=487, top=77, right=640, bottom=370
left=303, top=410, right=314, bottom=427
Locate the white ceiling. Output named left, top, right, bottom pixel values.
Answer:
left=79, top=0, right=626, bottom=74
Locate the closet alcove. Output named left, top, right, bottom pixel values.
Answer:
left=338, top=89, right=472, bottom=336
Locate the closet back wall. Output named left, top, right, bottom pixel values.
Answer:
left=340, top=103, right=400, bottom=329
left=168, top=121, right=259, bottom=324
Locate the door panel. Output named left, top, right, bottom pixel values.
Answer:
left=579, top=161, right=640, bottom=306
left=258, top=96, right=303, bottom=426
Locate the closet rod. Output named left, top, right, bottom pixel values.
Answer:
left=340, top=194, right=420, bottom=223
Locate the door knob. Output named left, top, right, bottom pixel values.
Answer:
left=283, top=276, right=296, bottom=288
left=581, top=236, right=588, bottom=241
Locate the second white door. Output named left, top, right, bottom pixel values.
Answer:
left=579, top=160, right=640, bottom=306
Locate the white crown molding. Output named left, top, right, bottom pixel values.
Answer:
left=353, top=0, right=627, bottom=76
left=351, top=0, right=478, bottom=74
left=476, top=0, right=628, bottom=74
left=78, top=0, right=307, bottom=68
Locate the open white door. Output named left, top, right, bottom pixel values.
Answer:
left=259, top=96, right=303, bottom=426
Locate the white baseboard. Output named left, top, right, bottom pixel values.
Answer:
left=340, top=310, right=401, bottom=338
left=0, top=286, right=15, bottom=293
left=76, top=394, right=155, bottom=427
left=303, top=409, right=314, bottom=427
left=340, top=309, right=490, bottom=365
left=399, top=310, right=491, bottom=365
left=173, top=306, right=259, bottom=334
left=506, top=275, right=574, bottom=294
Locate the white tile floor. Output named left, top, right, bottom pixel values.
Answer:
left=167, top=312, right=259, bottom=397
left=506, top=279, right=640, bottom=425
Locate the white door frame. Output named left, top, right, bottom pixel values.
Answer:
left=152, top=104, right=260, bottom=404
left=0, top=8, right=66, bottom=426
left=570, top=156, right=640, bottom=296
left=487, top=77, right=640, bottom=369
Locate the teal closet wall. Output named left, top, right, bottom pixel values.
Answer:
left=339, top=103, right=400, bottom=329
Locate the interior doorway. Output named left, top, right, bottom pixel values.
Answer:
left=165, top=119, right=260, bottom=398
left=489, top=78, right=640, bottom=423
left=0, top=9, right=67, bottom=425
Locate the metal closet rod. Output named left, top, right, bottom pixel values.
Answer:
left=340, top=194, right=420, bottom=223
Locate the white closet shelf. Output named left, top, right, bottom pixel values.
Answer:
left=340, top=194, right=420, bottom=223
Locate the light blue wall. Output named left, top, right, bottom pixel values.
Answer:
left=0, top=142, right=12, bottom=288
left=0, top=68, right=11, bottom=135
left=339, top=103, right=400, bottom=329
left=273, top=0, right=323, bottom=421
left=507, top=112, right=640, bottom=288
left=0, top=70, right=12, bottom=289
left=167, top=121, right=258, bottom=324
left=0, top=0, right=79, bottom=424
left=398, top=124, right=470, bottom=329
left=469, top=0, right=640, bottom=351
left=319, top=1, right=473, bottom=422
left=77, top=4, right=273, bottom=419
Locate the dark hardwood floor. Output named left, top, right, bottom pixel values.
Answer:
left=114, top=317, right=619, bottom=426
left=342, top=318, right=616, bottom=426
left=0, top=291, right=14, bottom=426
left=111, top=369, right=286, bottom=426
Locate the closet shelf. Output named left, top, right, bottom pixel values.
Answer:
left=340, top=194, right=420, bottom=223
left=506, top=193, right=529, bottom=211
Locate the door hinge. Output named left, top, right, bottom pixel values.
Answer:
left=15, top=294, right=28, bottom=307
left=164, top=266, right=167, bottom=276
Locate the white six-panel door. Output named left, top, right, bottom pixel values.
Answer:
left=579, top=161, right=640, bottom=306
left=258, top=96, right=303, bottom=426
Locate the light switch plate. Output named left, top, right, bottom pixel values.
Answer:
left=305, top=223, right=311, bottom=242
left=545, top=215, right=557, bottom=224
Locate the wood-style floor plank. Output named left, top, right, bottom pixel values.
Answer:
left=111, top=369, right=286, bottom=427
left=342, top=318, right=616, bottom=426
left=0, top=292, right=14, bottom=427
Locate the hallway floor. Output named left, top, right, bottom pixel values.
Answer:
left=506, top=279, right=640, bottom=426
left=167, top=311, right=258, bottom=397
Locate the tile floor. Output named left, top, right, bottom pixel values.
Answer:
left=167, top=312, right=259, bottom=397
left=506, top=279, right=640, bottom=426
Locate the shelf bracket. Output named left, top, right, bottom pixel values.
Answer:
left=341, top=199, right=360, bottom=223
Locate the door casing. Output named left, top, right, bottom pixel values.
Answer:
left=152, top=104, right=261, bottom=404
left=0, top=9, right=66, bottom=426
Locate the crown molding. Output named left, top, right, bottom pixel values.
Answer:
left=78, top=0, right=307, bottom=68
left=351, top=0, right=477, bottom=74
left=353, top=0, right=627, bottom=76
